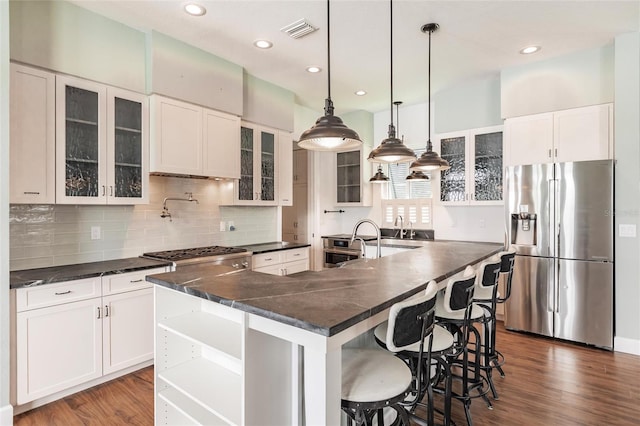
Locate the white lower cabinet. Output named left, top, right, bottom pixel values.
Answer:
left=13, top=267, right=165, bottom=406
left=252, top=247, right=309, bottom=276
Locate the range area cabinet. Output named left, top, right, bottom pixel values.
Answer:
left=55, top=75, right=149, bottom=204
left=150, top=95, right=241, bottom=179
left=436, top=125, right=504, bottom=206
left=336, top=146, right=372, bottom=206
left=504, top=103, right=613, bottom=166
left=12, top=267, right=165, bottom=406
left=10, top=63, right=56, bottom=204
left=252, top=247, right=309, bottom=276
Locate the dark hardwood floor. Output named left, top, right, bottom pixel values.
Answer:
left=13, top=323, right=640, bottom=425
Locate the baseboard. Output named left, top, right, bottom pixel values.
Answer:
left=614, top=336, right=640, bottom=355
left=1, top=403, right=14, bottom=425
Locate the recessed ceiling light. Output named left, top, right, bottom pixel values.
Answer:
left=184, top=3, right=206, bottom=16
left=520, top=45, right=541, bottom=55
left=306, top=66, right=321, bottom=73
left=253, top=40, right=273, bottom=49
left=355, top=90, right=367, bottom=96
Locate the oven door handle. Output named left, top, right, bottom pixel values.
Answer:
left=324, top=248, right=362, bottom=256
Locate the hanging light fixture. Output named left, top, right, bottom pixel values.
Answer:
left=410, top=23, right=450, bottom=172
left=367, top=0, right=416, bottom=164
left=298, top=0, right=362, bottom=151
left=406, top=170, right=430, bottom=180
left=369, top=165, right=390, bottom=183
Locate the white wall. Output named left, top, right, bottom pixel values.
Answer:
left=0, top=1, right=11, bottom=422
left=613, top=33, right=640, bottom=355
left=501, top=44, right=614, bottom=118
left=10, top=177, right=278, bottom=270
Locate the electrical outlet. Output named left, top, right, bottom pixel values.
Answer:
left=91, top=226, right=101, bottom=240
left=479, top=219, right=486, bottom=228
left=220, top=221, right=226, bottom=232
left=619, top=224, right=636, bottom=238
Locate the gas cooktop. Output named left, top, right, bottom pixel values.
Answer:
left=143, top=245, right=248, bottom=261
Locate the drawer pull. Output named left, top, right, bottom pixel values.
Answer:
left=23, top=191, right=40, bottom=195
left=54, top=290, right=72, bottom=295
left=97, top=307, right=101, bottom=319
left=105, top=305, right=110, bottom=317
left=293, top=253, right=300, bottom=257
left=265, top=258, right=273, bottom=261
left=130, top=279, right=144, bottom=283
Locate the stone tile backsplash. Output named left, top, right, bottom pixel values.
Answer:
left=9, top=176, right=278, bottom=270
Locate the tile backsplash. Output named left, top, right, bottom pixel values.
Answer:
left=9, top=176, right=277, bottom=270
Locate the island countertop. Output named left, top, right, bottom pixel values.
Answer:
left=147, top=240, right=502, bottom=337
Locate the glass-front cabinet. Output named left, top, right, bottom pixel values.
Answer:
left=436, top=125, right=503, bottom=206
left=56, top=75, right=148, bottom=204
left=237, top=122, right=277, bottom=205
left=335, top=147, right=372, bottom=206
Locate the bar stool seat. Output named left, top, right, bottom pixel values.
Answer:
left=374, top=322, right=454, bottom=354
left=435, top=295, right=485, bottom=321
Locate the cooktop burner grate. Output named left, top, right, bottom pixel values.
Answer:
left=143, top=245, right=248, bottom=261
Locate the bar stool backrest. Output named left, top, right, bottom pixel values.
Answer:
left=442, top=266, right=476, bottom=314
left=498, top=247, right=516, bottom=302
left=477, top=257, right=501, bottom=289
left=386, top=281, right=438, bottom=353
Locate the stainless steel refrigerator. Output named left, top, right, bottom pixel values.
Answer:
left=504, top=160, right=614, bottom=349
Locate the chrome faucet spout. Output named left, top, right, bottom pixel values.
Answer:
left=350, top=219, right=381, bottom=259
left=160, top=192, right=199, bottom=220
left=394, top=215, right=404, bottom=239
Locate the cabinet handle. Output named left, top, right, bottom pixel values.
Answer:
left=23, top=191, right=40, bottom=195
left=54, top=290, right=71, bottom=295
left=97, top=307, right=101, bottom=319
left=109, top=186, right=114, bottom=196
left=102, top=185, right=106, bottom=196
left=294, top=234, right=298, bottom=241
left=294, top=221, right=298, bottom=228
left=104, top=305, right=110, bottom=317
left=265, top=258, right=273, bottom=261
left=130, top=279, right=144, bottom=283
left=293, top=253, right=300, bottom=257
left=548, top=149, right=552, bottom=158
left=555, top=148, right=558, bottom=157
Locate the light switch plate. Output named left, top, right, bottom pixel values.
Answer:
left=619, top=224, right=636, bottom=238
left=91, top=226, right=101, bottom=240
left=220, top=221, right=226, bottom=232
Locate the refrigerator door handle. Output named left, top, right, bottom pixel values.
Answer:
left=554, top=259, right=560, bottom=313
left=548, top=179, right=557, bottom=257
left=547, top=258, right=556, bottom=313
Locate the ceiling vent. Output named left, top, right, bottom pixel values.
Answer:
left=281, top=19, right=318, bottom=39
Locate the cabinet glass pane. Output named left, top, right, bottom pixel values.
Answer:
left=440, top=136, right=466, bottom=202
left=260, top=131, right=275, bottom=201
left=337, top=151, right=361, bottom=203
left=239, top=127, right=254, bottom=201
left=65, top=86, right=99, bottom=197
left=474, top=131, right=503, bottom=201
left=114, top=97, right=142, bottom=198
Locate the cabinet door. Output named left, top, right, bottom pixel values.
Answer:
left=279, top=131, right=293, bottom=206
left=282, top=259, right=309, bottom=275
left=504, top=113, right=553, bottom=166
left=553, top=104, right=611, bottom=163
left=56, top=75, right=107, bottom=204
left=10, top=64, right=56, bottom=204
left=253, top=264, right=284, bottom=276
left=438, top=133, right=468, bottom=204
left=150, top=95, right=202, bottom=175
left=258, top=128, right=277, bottom=204
left=103, top=288, right=154, bottom=375
left=107, top=88, right=149, bottom=204
left=336, top=150, right=361, bottom=204
left=203, top=108, right=241, bottom=179
left=16, top=298, right=102, bottom=404
left=470, top=128, right=503, bottom=204
left=239, top=125, right=256, bottom=202
left=293, top=149, right=308, bottom=184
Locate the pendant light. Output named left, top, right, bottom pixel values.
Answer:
left=369, top=165, right=390, bottom=183
left=298, top=0, right=362, bottom=151
left=367, top=0, right=416, bottom=164
left=410, top=23, right=450, bottom=172
left=406, top=170, right=430, bottom=180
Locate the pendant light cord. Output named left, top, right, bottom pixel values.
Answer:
left=326, top=0, right=331, bottom=102
left=427, top=26, right=431, bottom=148
left=390, top=0, right=394, bottom=129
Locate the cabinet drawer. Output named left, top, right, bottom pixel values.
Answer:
left=16, top=277, right=102, bottom=312
left=283, top=248, right=308, bottom=263
left=102, top=267, right=166, bottom=295
left=283, top=259, right=309, bottom=275
left=252, top=252, right=282, bottom=269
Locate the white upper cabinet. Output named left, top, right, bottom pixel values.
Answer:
left=436, top=125, right=504, bottom=206
left=56, top=75, right=149, bottom=205
left=505, top=104, right=613, bottom=166
left=278, top=131, right=293, bottom=206
left=10, top=63, right=56, bottom=204
left=150, top=95, right=240, bottom=179
left=335, top=146, right=372, bottom=207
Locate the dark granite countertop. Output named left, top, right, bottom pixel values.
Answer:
left=236, top=241, right=311, bottom=255
left=147, top=240, right=502, bottom=337
left=10, top=257, right=173, bottom=289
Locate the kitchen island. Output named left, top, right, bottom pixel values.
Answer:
left=147, top=240, right=502, bottom=425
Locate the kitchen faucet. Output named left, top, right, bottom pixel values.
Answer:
left=350, top=219, right=381, bottom=259
left=394, top=215, right=404, bottom=239
left=160, top=192, right=199, bottom=221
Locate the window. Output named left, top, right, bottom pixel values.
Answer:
left=387, top=149, right=432, bottom=199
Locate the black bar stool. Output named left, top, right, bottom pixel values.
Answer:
left=491, top=247, right=516, bottom=378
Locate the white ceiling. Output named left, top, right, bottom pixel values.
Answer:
left=68, top=0, right=639, bottom=114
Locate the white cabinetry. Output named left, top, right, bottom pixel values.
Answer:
left=336, top=147, right=372, bottom=206
left=56, top=75, right=149, bottom=204
left=150, top=95, right=240, bottom=179
left=13, top=267, right=165, bottom=405
left=504, top=104, right=613, bottom=166
left=253, top=247, right=309, bottom=276
left=436, top=125, right=503, bottom=206
left=279, top=131, right=294, bottom=206
left=10, top=64, right=56, bottom=204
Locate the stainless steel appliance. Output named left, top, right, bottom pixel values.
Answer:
left=142, top=245, right=252, bottom=270
left=505, top=160, right=614, bottom=349
left=322, top=234, right=376, bottom=268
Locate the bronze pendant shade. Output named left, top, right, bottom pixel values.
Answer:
left=406, top=170, right=430, bottom=181
left=369, top=165, right=390, bottom=183
left=298, top=0, right=362, bottom=151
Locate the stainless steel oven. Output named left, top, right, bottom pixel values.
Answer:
left=322, top=237, right=363, bottom=268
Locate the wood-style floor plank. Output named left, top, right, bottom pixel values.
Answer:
left=13, top=323, right=640, bottom=425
